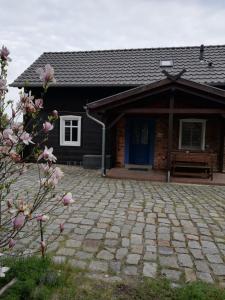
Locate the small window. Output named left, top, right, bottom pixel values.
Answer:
left=60, top=115, right=81, bottom=146
left=160, top=60, right=173, bottom=67
left=179, top=119, right=206, bottom=151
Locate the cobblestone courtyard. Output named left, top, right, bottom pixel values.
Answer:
left=14, top=165, right=225, bottom=285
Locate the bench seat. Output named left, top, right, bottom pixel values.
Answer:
left=171, top=152, right=214, bottom=180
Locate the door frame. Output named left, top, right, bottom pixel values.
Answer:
left=125, top=117, right=155, bottom=165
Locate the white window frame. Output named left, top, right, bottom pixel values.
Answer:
left=60, top=115, right=81, bottom=146
left=179, top=119, right=206, bottom=151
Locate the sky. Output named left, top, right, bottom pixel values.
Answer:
left=1, top=0, right=225, bottom=103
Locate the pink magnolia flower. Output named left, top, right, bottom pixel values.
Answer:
left=41, top=166, right=63, bottom=187
left=36, top=64, right=56, bottom=86
left=62, top=192, right=74, bottom=206
left=38, top=146, right=57, bottom=162
left=20, top=94, right=36, bottom=114
left=41, top=177, right=58, bottom=188
left=0, top=79, right=7, bottom=95
left=52, top=110, right=58, bottom=118
left=36, top=214, right=49, bottom=222
left=20, top=132, right=34, bottom=145
left=3, top=128, right=13, bottom=139
left=17, top=200, right=31, bottom=216
left=9, top=238, right=16, bottom=249
left=41, top=163, right=51, bottom=174
left=9, top=151, right=21, bottom=162
left=2, top=128, right=18, bottom=144
left=0, top=146, right=10, bottom=154
left=12, top=122, right=23, bottom=132
left=35, top=98, right=43, bottom=109
left=43, top=121, right=54, bottom=133
left=20, top=94, right=33, bottom=104
left=13, top=213, right=25, bottom=230
left=59, top=223, right=64, bottom=233
left=53, top=167, right=64, bottom=180
left=0, top=46, right=11, bottom=61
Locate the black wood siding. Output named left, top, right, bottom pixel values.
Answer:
left=30, top=86, right=132, bottom=164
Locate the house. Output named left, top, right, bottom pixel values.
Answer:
left=11, top=44, right=225, bottom=183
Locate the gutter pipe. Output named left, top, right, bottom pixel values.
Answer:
left=84, top=106, right=106, bottom=177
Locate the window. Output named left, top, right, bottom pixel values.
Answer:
left=60, top=115, right=81, bottom=146
left=179, top=119, right=206, bottom=151
left=160, top=60, right=174, bottom=67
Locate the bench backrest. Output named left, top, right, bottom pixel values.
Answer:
left=171, top=152, right=213, bottom=164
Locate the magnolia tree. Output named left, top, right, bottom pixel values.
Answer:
left=0, top=46, right=74, bottom=277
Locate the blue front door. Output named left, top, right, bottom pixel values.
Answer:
left=126, top=118, right=155, bottom=165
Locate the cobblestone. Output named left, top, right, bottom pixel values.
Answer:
left=116, top=248, right=128, bottom=260
left=97, top=250, right=114, bottom=261
left=211, top=264, right=225, bottom=276
left=196, top=271, right=214, bottom=283
left=123, top=266, right=138, bottom=276
left=13, top=165, right=225, bottom=283
left=89, top=261, right=108, bottom=272
left=127, top=254, right=141, bottom=265
left=178, top=254, right=193, bottom=268
left=161, top=269, right=182, bottom=281
left=143, top=262, right=157, bottom=278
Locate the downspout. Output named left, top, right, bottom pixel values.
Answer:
left=84, top=106, right=106, bottom=177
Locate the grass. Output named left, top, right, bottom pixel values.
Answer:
left=0, top=256, right=225, bottom=300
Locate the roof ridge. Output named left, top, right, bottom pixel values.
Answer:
left=42, top=44, right=225, bottom=55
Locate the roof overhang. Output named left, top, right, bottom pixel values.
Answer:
left=87, top=73, right=225, bottom=112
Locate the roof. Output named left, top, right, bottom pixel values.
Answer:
left=87, top=74, right=225, bottom=112
left=11, top=45, right=225, bottom=88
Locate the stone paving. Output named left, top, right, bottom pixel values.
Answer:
left=12, top=165, right=225, bottom=285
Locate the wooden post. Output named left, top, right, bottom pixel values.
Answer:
left=219, top=116, right=225, bottom=172
left=167, top=92, right=174, bottom=182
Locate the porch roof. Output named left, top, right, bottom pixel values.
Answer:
left=87, top=72, right=225, bottom=112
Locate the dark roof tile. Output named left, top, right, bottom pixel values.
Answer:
left=11, top=45, right=225, bottom=87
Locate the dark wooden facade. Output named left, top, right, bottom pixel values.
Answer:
left=32, top=75, right=225, bottom=178
left=86, top=75, right=225, bottom=178
left=31, top=86, right=130, bottom=164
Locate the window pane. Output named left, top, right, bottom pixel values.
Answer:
left=65, top=127, right=71, bottom=141
left=181, top=122, right=202, bottom=149
left=65, top=120, right=71, bottom=126
left=132, top=125, right=140, bottom=144
left=191, top=123, right=202, bottom=147
left=72, top=127, right=78, bottom=141
left=141, top=123, right=149, bottom=144
left=72, top=120, right=78, bottom=126
left=182, top=123, right=192, bottom=147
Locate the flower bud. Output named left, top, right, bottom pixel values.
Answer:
left=40, top=241, right=46, bottom=252
left=62, top=192, right=74, bottom=206
left=43, top=121, right=54, bottom=133
left=35, top=98, right=43, bottom=109
left=36, top=214, right=49, bottom=222
left=13, top=213, right=25, bottom=230
left=9, top=238, right=16, bottom=249
left=52, top=110, right=58, bottom=118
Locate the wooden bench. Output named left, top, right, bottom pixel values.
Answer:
left=171, top=152, right=213, bottom=180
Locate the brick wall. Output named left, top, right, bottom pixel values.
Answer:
left=153, top=117, right=168, bottom=169
left=115, top=118, right=125, bottom=167
left=115, top=116, right=222, bottom=171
